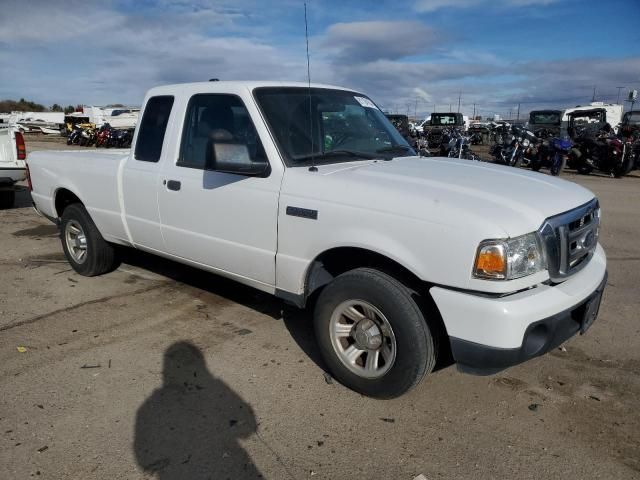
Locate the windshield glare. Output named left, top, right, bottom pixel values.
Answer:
left=254, top=87, right=414, bottom=166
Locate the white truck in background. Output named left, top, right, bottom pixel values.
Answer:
left=28, top=81, right=608, bottom=398
left=0, top=125, right=27, bottom=208
left=561, top=102, right=624, bottom=136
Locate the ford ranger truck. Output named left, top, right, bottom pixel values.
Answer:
left=27, top=82, right=608, bottom=398
left=0, top=125, right=27, bottom=208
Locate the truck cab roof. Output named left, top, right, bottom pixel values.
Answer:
left=146, top=81, right=361, bottom=97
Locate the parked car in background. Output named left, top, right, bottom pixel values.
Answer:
left=528, top=109, right=563, bottom=136
left=28, top=81, right=608, bottom=399
left=0, top=125, right=26, bottom=208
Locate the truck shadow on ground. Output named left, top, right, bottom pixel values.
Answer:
left=117, top=248, right=329, bottom=371
left=0, top=185, right=32, bottom=210
left=134, top=341, right=264, bottom=479
left=118, top=248, right=454, bottom=378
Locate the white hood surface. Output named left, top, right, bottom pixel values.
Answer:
left=284, top=156, right=595, bottom=238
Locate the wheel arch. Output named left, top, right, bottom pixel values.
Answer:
left=300, top=246, right=452, bottom=367
left=54, top=187, right=83, bottom=217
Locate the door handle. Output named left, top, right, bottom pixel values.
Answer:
left=166, top=180, right=181, bottom=191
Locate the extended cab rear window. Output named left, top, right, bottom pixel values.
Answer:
left=134, top=96, right=174, bottom=162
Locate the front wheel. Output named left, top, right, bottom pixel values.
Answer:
left=550, top=153, right=566, bottom=176
left=60, top=203, right=119, bottom=276
left=314, top=268, right=436, bottom=399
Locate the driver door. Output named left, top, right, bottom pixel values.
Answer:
left=157, top=93, right=280, bottom=288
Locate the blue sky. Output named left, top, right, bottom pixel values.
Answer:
left=0, top=0, right=638, bottom=119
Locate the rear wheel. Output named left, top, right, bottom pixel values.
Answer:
left=313, top=268, right=436, bottom=399
left=60, top=203, right=119, bottom=276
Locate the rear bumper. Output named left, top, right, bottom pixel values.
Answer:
left=430, top=244, right=607, bottom=374
left=0, top=167, right=26, bottom=185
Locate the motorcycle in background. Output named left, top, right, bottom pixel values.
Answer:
left=568, top=124, right=634, bottom=178
left=95, top=124, right=113, bottom=148
left=530, top=136, right=573, bottom=176
left=445, top=128, right=479, bottom=160
left=490, top=125, right=521, bottom=166
left=66, top=125, right=83, bottom=145
left=111, top=129, right=133, bottom=148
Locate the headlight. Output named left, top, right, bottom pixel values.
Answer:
left=473, top=232, right=546, bottom=280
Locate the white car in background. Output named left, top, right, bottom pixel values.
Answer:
left=0, top=125, right=27, bottom=208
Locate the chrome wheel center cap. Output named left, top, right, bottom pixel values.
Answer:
left=353, top=318, right=382, bottom=350
left=75, top=235, right=86, bottom=249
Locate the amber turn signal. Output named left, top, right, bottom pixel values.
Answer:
left=474, top=243, right=506, bottom=279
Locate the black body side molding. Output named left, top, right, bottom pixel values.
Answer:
left=286, top=206, right=318, bottom=220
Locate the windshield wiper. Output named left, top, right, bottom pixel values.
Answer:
left=375, top=145, right=411, bottom=153
left=293, top=149, right=376, bottom=163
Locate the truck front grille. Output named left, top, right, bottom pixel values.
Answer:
left=538, top=199, right=599, bottom=283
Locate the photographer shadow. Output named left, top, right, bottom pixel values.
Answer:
left=134, top=341, right=263, bottom=479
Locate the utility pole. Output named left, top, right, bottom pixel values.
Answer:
left=457, top=91, right=461, bottom=113
left=516, top=103, right=520, bottom=121
left=414, top=97, right=418, bottom=120
left=591, top=85, right=597, bottom=102
left=449, top=103, right=452, bottom=111
left=616, top=86, right=624, bottom=104
left=473, top=103, right=476, bottom=119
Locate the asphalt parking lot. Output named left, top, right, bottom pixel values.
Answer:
left=1, top=137, right=639, bottom=479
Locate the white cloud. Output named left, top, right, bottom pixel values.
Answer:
left=320, top=21, right=437, bottom=62
left=414, top=0, right=558, bottom=12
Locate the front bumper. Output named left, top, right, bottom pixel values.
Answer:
left=430, top=244, right=607, bottom=374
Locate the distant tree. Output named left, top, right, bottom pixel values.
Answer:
left=51, top=104, right=63, bottom=112
left=64, top=105, right=76, bottom=114
left=106, top=103, right=125, bottom=108
left=0, top=98, right=47, bottom=112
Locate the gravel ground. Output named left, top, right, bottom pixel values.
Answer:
left=0, top=135, right=639, bottom=479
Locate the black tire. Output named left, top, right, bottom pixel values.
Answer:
left=0, top=190, right=15, bottom=209
left=530, top=161, right=542, bottom=171
left=313, top=268, right=436, bottom=399
left=613, top=155, right=634, bottom=178
left=577, top=164, right=593, bottom=175
left=60, top=203, right=119, bottom=276
left=550, top=156, right=566, bottom=176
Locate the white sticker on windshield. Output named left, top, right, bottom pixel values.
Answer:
left=354, top=96, right=378, bottom=109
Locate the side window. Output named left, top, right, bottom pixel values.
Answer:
left=178, top=94, right=267, bottom=170
left=134, top=96, right=174, bottom=162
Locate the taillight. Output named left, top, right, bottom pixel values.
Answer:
left=15, top=131, right=26, bottom=160
left=25, top=163, right=33, bottom=191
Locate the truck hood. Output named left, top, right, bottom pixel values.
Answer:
left=283, top=156, right=595, bottom=238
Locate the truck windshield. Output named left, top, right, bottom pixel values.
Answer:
left=530, top=111, right=561, bottom=125
left=253, top=87, right=414, bottom=166
left=430, top=114, right=460, bottom=126
left=623, top=112, right=640, bottom=125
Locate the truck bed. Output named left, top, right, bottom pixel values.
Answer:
left=29, top=149, right=131, bottom=243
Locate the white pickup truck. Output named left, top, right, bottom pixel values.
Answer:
left=0, top=125, right=27, bottom=208
left=28, top=81, right=607, bottom=398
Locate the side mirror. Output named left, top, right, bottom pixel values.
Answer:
left=208, top=140, right=269, bottom=176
